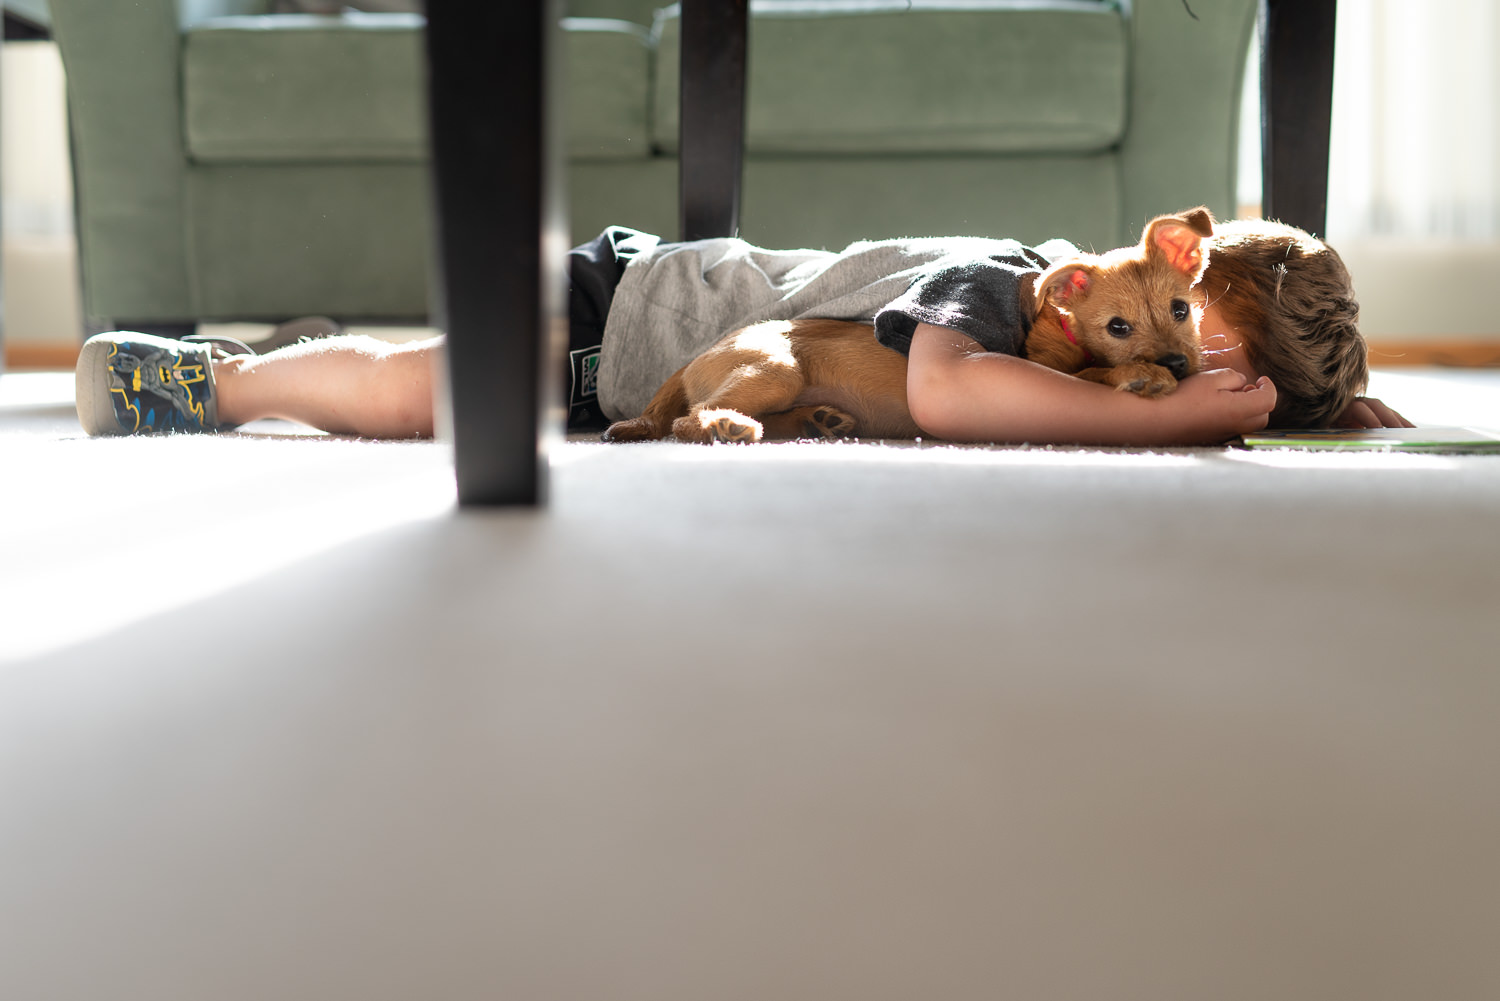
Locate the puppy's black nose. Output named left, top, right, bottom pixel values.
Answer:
left=1156, top=353, right=1189, bottom=379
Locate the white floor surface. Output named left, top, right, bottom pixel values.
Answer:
left=2, top=366, right=1498, bottom=1000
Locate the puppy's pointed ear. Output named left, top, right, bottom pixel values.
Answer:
left=1143, top=207, right=1214, bottom=279
left=1035, top=260, right=1096, bottom=308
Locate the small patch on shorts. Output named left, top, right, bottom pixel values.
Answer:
left=570, top=347, right=600, bottom=403
left=568, top=346, right=604, bottom=428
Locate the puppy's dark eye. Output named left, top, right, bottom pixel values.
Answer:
left=1106, top=318, right=1132, bottom=339
left=1171, top=299, right=1190, bottom=322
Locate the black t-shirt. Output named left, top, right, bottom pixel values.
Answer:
left=873, top=242, right=1065, bottom=356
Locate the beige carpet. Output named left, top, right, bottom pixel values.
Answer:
left=3, top=366, right=1499, bottom=1000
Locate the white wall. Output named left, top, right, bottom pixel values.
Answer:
left=1235, top=6, right=1500, bottom=339
left=2, top=40, right=83, bottom=346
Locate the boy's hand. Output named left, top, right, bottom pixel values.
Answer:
left=1336, top=396, right=1414, bottom=428
left=1164, top=368, right=1276, bottom=443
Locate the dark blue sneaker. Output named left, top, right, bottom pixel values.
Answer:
left=75, top=332, right=222, bottom=436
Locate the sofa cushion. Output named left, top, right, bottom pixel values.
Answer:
left=183, top=13, right=429, bottom=162
left=563, top=18, right=657, bottom=160
left=653, top=0, right=1127, bottom=155
left=183, top=13, right=655, bottom=162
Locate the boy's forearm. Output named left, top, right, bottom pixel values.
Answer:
left=908, top=341, right=1180, bottom=445
left=906, top=323, right=1274, bottom=446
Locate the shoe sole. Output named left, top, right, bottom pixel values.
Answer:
left=75, top=334, right=124, bottom=436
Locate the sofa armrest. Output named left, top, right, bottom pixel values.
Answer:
left=1118, top=0, right=1258, bottom=240
left=49, top=0, right=200, bottom=321
left=46, top=1, right=273, bottom=322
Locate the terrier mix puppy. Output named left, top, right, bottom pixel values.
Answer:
left=603, top=208, right=1213, bottom=444
left=1024, top=206, right=1213, bottom=398
left=604, top=316, right=921, bottom=443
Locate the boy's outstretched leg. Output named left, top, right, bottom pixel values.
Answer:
left=213, top=334, right=440, bottom=438
left=76, top=331, right=443, bottom=439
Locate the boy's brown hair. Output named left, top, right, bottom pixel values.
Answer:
left=1198, top=218, right=1368, bottom=427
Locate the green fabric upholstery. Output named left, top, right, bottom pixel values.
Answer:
left=562, top=19, right=656, bottom=160
left=188, top=164, right=430, bottom=318
left=654, top=2, right=1128, bottom=155
left=184, top=14, right=657, bottom=163
left=739, top=153, right=1122, bottom=252
left=184, top=14, right=428, bottom=162
left=564, top=0, right=662, bottom=29
left=48, top=0, right=1257, bottom=328
left=1119, top=0, right=1259, bottom=240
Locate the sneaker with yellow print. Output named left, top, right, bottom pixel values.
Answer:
left=75, top=332, right=223, bottom=436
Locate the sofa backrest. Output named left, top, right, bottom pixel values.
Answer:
left=654, top=1, right=1128, bottom=156
left=179, top=0, right=268, bottom=27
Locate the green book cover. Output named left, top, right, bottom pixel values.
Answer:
left=1240, top=426, right=1500, bottom=452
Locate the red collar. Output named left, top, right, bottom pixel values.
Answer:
left=1059, top=314, right=1096, bottom=366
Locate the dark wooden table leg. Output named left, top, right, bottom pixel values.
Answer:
left=3, top=11, right=52, bottom=40
left=679, top=0, right=749, bottom=241
left=1260, top=0, right=1337, bottom=236
left=424, top=0, right=563, bottom=506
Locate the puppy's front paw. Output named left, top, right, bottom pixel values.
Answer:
left=1110, top=362, right=1177, bottom=399
left=804, top=405, right=856, bottom=439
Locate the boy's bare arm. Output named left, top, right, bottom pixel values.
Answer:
left=905, top=323, right=1275, bottom=446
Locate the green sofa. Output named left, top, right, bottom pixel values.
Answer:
left=46, top=0, right=1257, bottom=331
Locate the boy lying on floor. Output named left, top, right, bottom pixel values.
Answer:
left=74, top=215, right=1409, bottom=444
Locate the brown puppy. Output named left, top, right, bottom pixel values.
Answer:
left=603, top=208, right=1212, bottom=443
left=1024, top=206, right=1213, bottom=398
left=603, top=317, right=921, bottom=443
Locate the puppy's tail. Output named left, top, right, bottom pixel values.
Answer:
left=601, top=365, right=689, bottom=442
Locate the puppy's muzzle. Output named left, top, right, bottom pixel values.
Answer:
left=1156, top=353, right=1190, bottom=379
